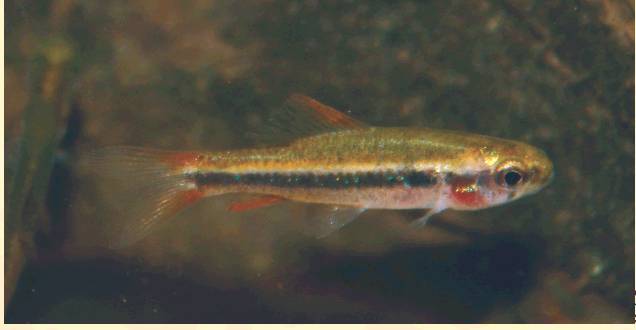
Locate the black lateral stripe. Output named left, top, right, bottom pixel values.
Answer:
left=190, top=170, right=437, bottom=189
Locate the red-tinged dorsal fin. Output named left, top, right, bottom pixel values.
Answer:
left=227, top=195, right=286, bottom=212
left=287, top=94, right=366, bottom=129
left=248, top=94, right=367, bottom=146
left=79, top=146, right=207, bottom=249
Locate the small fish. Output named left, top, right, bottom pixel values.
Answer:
left=85, top=94, right=554, bottom=248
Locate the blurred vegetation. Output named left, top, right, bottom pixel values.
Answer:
left=5, top=0, right=79, bottom=307
left=5, top=0, right=634, bottom=323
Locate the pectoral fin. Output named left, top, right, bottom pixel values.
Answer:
left=410, top=208, right=444, bottom=228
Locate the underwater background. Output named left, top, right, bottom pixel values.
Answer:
left=5, top=0, right=634, bottom=323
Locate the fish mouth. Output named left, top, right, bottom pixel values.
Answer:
left=546, top=170, right=555, bottom=185
left=520, top=169, right=553, bottom=197
left=541, top=162, right=555, bottom=188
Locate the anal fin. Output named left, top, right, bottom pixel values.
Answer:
left=228, top=195, right=286, bottom=212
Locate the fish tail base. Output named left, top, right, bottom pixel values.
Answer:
left=81, top=146, right=205, bottom=248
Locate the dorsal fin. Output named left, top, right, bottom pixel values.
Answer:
left=287, top=94, right=366, bottom=129
left=248, top=95, right=367, bottom=146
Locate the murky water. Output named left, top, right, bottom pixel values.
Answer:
left=5, top=0, right=634, bottom=323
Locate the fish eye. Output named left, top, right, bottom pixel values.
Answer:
left=496, top=168, right=524, bottom=187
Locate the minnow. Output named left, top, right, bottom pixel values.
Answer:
left=86, top=94, right=554, bottom=248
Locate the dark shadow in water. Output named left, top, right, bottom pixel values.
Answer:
left=292, top=232, right=546, bottom=323
left=37, top=102, right=84, bottom=253
left=7, top=231, right=545, bottom=323
left=5, top=258, right=275, bottom=323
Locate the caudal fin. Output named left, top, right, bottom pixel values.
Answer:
left=81, top=146, right=204, bottom=249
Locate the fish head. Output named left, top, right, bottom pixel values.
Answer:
left=447, top=140, right=554, bottom=210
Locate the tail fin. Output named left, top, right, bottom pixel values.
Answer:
left=80, top=146, right=204, bottom=249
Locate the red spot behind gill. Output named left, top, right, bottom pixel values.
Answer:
left=450, top=176, right=486, bottom=208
